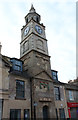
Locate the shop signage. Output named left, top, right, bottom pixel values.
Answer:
left=67, top=102, right=78, bottom=107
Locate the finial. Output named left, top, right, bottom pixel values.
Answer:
left=31, top=3, right=33, bottom=9
left=29, top=4, right=36, bottom=13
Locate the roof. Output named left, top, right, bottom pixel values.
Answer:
left=10, top=70, right=30, bottom=79
left=0, top=54, right=12, bottom=67
left=0, top=54, right=29, bottom=79
left=53, top=78, right=78, bottom=90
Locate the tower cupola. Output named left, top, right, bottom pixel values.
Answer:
left=25, top=4, right=41, bottom=24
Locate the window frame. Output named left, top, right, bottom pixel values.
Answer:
left=52, top=71, right=58, bottom=80
left=23, top=41, right=29, bottom=54
left=10, top=109, right=21, bottom=120
left=37, top=39, right=43, bottom=50
left=10, top=59, right=23, bottom=72
left=69, top=90, right=74, bottom=101
left=16, top=80, right=25, bottom=99
left=54, top=87, right=60, bottom=100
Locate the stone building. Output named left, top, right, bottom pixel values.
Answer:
left=68, top=78, right=78, bottom=86
left=0, top=5, right=56, bottom=119
left=52, top=70, right=69, bottom=119
left=65, top=83, right=78, bottom=119
left=0, top=4, right=78, bottom=120
left=52, top=69, right=78, bottom=119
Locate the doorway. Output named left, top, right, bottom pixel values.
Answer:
left=43, top=105, right=49, bottom=120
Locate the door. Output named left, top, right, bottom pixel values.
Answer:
left=70, top=107, right=78, bottom=118
left=59, top=108, right=65, bottom=119
left=43, top=106, right=49, bottom=120
left=24, top=109, right=30, bottom=120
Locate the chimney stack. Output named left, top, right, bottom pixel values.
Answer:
left=0, top=42, right=2, bottom=54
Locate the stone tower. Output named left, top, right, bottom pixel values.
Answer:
left=20, top=5, right=56, bottom=119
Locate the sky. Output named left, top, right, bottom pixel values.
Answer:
left=0, top=0, right=77, bottom=83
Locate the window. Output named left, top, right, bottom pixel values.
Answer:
left=36, top=16, right=39, bottom=23
left=14, top=65, right=21, bottom=71
left=54, top=87, right=60, bottom=100
left=23, top=43, right=25, bottom=53
left=26, top=18, right=28, bottom=24
left=23, top=41, right=28, bottom=53
left=59, top=108, right=65, bottom=118
left=52, top=71, right=57, bottom=79
left=10, top=109, right=21, bottom=120
left=69, top=90, right=74, bottom=101
left=10, top=58, right=23, bottom=72
left=16, top=80, right=25, bottom=99
left=51, top=70, right=58, bottom=80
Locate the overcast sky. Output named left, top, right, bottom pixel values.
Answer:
left=0, top=0, right=77, bottom=83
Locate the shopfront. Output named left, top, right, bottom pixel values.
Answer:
left=67, top=102, right=78, bottom=118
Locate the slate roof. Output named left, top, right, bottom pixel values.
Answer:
left=0, top=54, right=12, bottom=67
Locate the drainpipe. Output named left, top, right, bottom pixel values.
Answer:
left=30, top=77, right=36, bottom=120
left=30, top=77, right=33, bottom=119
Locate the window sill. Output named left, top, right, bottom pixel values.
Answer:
left=15, top=97, right=26, bottom=100
left=55, top=99, right=61, bottom=101
left=69, top=99, right=74, bottom=101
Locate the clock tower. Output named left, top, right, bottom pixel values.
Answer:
left=20, top=5, right=51, bottom=77
left=20, top=5, right=56, bottom=119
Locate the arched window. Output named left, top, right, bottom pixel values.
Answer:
left=37, top=40, right=43, bottom=50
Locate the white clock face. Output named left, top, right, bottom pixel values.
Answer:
left=35, top=25, right=42, bottom=34
left=24, top=26, right=29, bottom=36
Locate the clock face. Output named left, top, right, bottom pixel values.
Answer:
left=35, top=25, right=42, bottom=34
left=24, top=26, right=30, bottom=36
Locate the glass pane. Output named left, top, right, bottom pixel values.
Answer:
left=16, top=109, right=21, bottom=120
left=15, top=60, right=21, bottom=66
left=14, top=65, right=21, bottom=71
left=54, top=87, right=60, bottom=100
left=69, top=91, right=74, bottom=100
left=53, top=71, right=57, bottom=76
left=16, top=80, right=25, bottom=98
left=53, top=75, right=57, bottom=80
left=16, top=91, right=24, bottom=98
left=54, top=87, right=59, bottom=94
left=10, top=109, right=15, bottom=120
